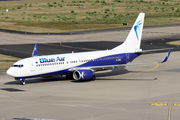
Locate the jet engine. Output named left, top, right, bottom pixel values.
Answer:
left=73, top=69, right=94, bottom=80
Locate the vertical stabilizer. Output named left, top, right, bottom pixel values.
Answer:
left=113, top=13, right=145, bottom=51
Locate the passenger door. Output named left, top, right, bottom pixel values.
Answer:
left=30, top=61, right=35, bottom=72
left=126, top=53, right=129, bottom=63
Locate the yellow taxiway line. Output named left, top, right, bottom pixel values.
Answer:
left=150, top=103, right=168, bottom=106
left=168, top=107, right=172, bottom=120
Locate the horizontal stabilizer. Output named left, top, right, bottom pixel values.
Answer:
left=32, top=43, right=38, bottom=57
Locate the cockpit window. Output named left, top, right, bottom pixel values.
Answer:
left=18, top=65, right=24, bottom=68
left=12, top=64, right=24, bottom=68
left=12, top=65, right=18, bottom=67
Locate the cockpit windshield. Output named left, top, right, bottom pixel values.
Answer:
left=12, top=64, right=24, bottom=68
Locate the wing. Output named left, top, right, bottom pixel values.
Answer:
left=135, top=48, right=172, bottom=54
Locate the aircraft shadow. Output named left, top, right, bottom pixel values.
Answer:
left=95, top=67, right=131, bottom=77
left=98, top=78, right=156, bottom=81
left=4, top=76, right=68, bottom=85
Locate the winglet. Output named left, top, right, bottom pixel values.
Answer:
left=32, top=43, right=38, bottom=57
left=161, top=49, right=172, bottom=63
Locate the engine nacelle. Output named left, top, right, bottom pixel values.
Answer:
left=73, top=69, right=94, bottom=80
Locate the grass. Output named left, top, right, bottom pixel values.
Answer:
left=0, top=54, right=20, bottom=70
left=0, top=0, right=180, bottom=33
left=166, top=41, right=180, bottom=46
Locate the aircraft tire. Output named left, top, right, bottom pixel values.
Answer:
left=21, top=81, right=25, bottom=85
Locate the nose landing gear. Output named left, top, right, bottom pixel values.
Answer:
left=20, top=81, right=25, bottom=85
left=16, top=78, right=26, bottom=85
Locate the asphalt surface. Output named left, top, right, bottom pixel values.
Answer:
left=0, top=35, right=179, bottom=58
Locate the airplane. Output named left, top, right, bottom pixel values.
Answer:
left=6, top=13, right=172, bottom=85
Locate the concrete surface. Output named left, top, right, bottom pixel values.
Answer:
left=0, top=25, right=180, bottom=120
left=0, top=52, right=180, bottom=120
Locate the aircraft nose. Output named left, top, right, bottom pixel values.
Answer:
left=6, top=68, right=14, bottom=77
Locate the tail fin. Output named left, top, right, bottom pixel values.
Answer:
left=32, top=43, right=38, bottom=57
left=113, top=13, right=145, bottom=52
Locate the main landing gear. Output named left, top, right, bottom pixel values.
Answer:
left=92, top=75, right=96, bottom=81
left=66, top=74, right=73, bottom=80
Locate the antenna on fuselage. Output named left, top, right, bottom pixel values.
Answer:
left=32, top=43, right=38, bottom=57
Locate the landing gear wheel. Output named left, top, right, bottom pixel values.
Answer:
left=92, top=75, right=96, bottom=81
left=21, top=81, right=25, bottom=85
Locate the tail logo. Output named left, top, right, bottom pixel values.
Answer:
left=134, top=20, right=142, bottom=40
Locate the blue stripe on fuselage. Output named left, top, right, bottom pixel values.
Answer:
left=77, top=53, right=141, bottom=67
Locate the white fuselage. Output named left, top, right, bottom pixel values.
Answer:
left=6, top=49, right=137, bottom=78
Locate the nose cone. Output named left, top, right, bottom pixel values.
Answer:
left=6, top=68, right=14, bottom=77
